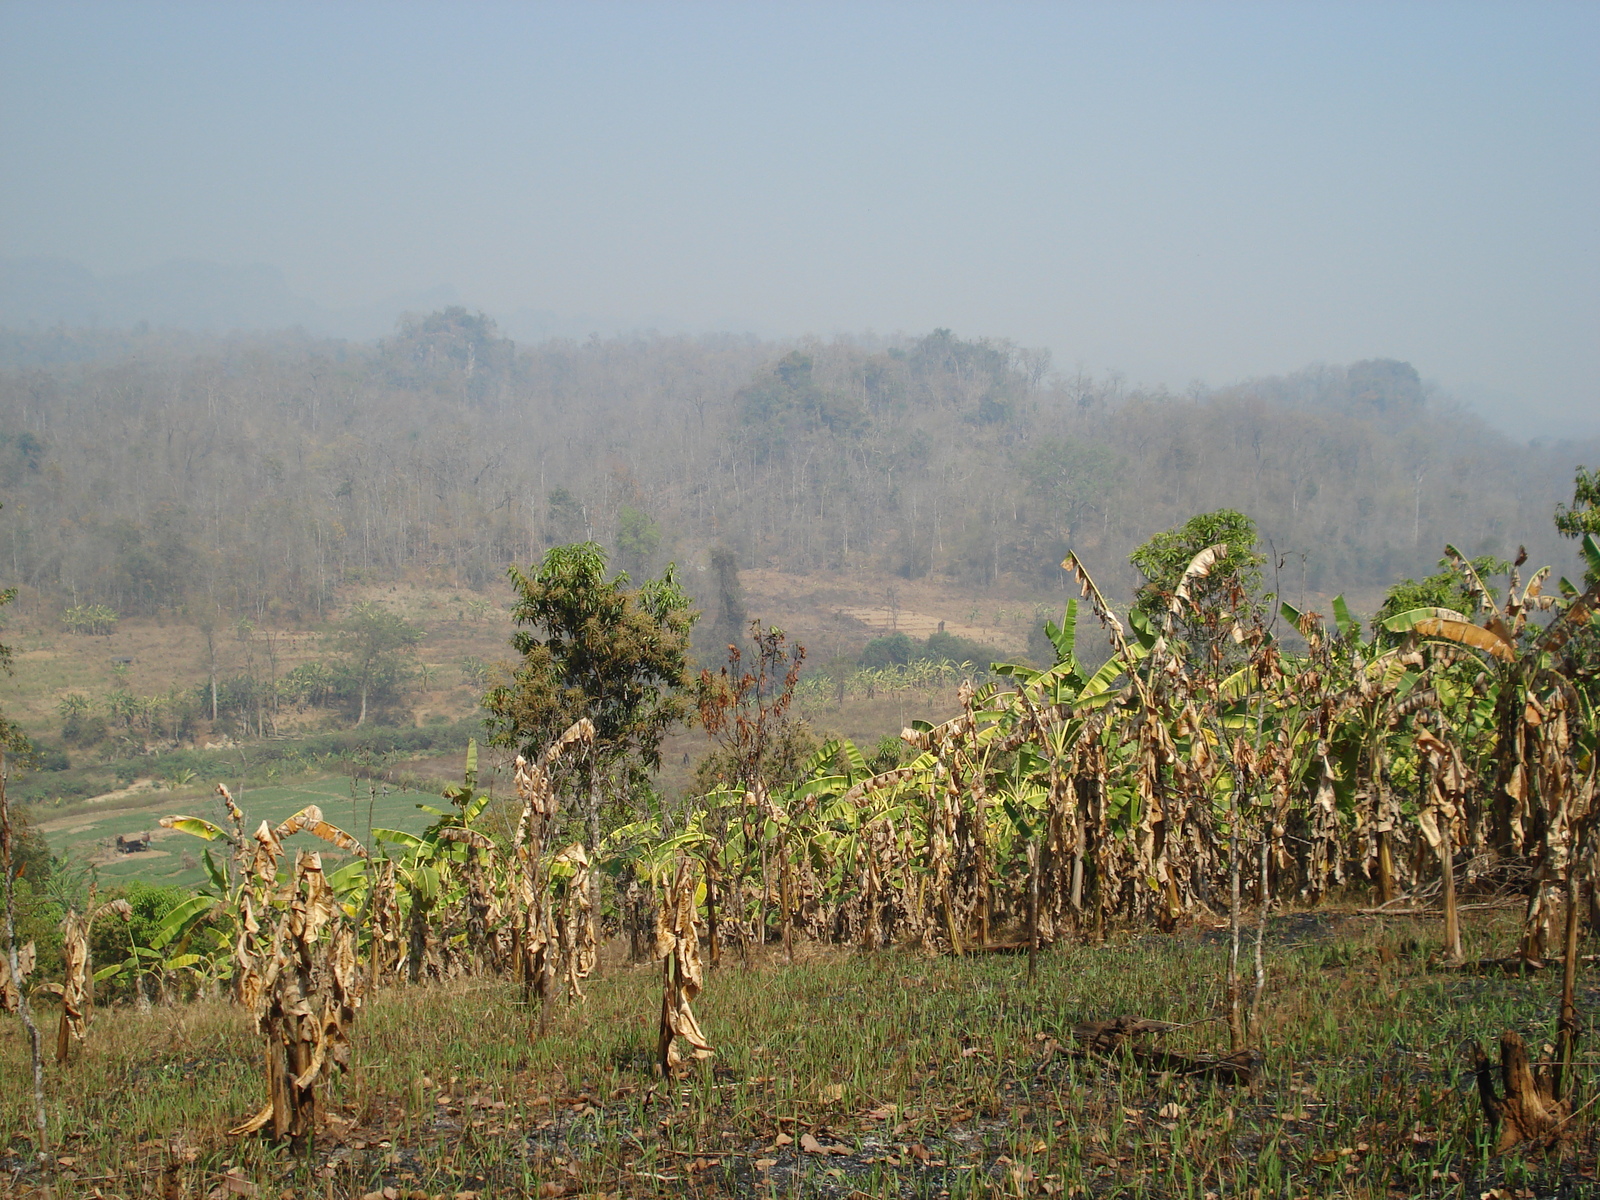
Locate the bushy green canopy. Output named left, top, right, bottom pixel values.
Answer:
left=1556, top=466, right=1600, bottom=586
left=485, top=542, right=695, bottom=777
left=1129, top=508, right=1266, bottom=631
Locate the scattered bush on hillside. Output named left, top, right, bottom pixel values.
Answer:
left=860, top=629, right=1007, bottom=671
left=60, top=605, right=118, bottom=636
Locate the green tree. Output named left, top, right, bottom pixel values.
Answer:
left=88, top=880, right=188, bottom=1004
left=1129, top=508, right=1266, bottom=651
left=335, top=602, right=424, bottom=727
left=1021, top=437, right=1117, bottom=536
left=1, top=803, right=50, bottom=888
left=381, top=307, right=516, bottom=401
left=859, top=632, right=914, bottom=669
left=0, top=540, right=48, bottom=1159
left=1555, top=466, right=1600, bottom=585
left=924, top=629, right=1005, bottom=667
left=1344, top=358, right=1425, bottom=417
left=485, top=542, right=696, bottom=855
left=545, top=487, right=587, bottom=546
left=615, top=503, right=661, bottom=578
left=1373, top=553, right=1511, bottom=640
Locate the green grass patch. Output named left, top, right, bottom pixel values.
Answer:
left=38, top=774, right=451, bottom=892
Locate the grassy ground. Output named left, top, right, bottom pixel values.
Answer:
left=0, top=581, right=520, bottom=745
left=34, top=775, right=451, bottom=892
left=2, top=909, right=1596, bottom=1198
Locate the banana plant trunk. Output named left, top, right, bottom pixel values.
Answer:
left=1439, top=823, right=1462, bottom=962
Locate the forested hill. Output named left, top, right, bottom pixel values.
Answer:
left=0, top=311, right=1591, bottom=622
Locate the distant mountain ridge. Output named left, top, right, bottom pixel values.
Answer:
left=0, top=256, right=457, bottom=341
left=0, top=255, right=738, bottom=354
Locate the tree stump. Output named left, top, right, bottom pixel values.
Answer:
left=1472, top=1031, right=1570, bottom=1152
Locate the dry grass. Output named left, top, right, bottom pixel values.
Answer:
left=3, top=908, right=1597, bottom=1198
left=0, top=583, right=517, bottom=744
left=737, top=567, right=1049, bottom=661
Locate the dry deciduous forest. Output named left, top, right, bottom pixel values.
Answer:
left=0, top=315, right=1589, bottom=621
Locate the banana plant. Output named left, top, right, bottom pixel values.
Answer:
left=1383, top=536, right=1600, bottom=957
left=161, top=788, right=367, bottom=991
left=373, top=740, right=502, bottom=979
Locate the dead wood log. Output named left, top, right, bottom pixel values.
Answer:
left=1071, top=1015, right=1176, bottom=1052
left=963, top=940, right=1031, bottom=955
left=1067, top=1015, right=1257, bottom=1084
left=1472, top=1032, right=1570, bottom=1152
left=1129, top=1046, right=1259, bottom=1084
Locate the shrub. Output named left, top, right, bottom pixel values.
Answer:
left=924, top=630, right=1005, bottom=668
left=60, top=604, right=118, bottom=636
left=859, top=632, right=914, bottom=669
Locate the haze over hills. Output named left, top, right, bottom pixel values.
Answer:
left=0, top=254, right=742, bottom=358
left=0, top=311, right=1593, bottom=657
left=2, top=254, right=1591, bottom=444
left=0, top=256, right=460, bottom=343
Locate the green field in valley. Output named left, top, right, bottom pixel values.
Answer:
left=35, top=774, right=452, bottom=892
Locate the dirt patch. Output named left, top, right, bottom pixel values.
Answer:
left=738, top=567, right=1052, bottom=658
left=834, top=605, right=1022, bottom=651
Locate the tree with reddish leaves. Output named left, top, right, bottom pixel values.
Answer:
left=693, top=622, right=808, bottom=962
left=695, top=622, right=807, bottom=796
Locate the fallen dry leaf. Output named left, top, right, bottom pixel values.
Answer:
left=800, top=1133, right=850, bottom=1155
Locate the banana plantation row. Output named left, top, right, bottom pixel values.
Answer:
left=4, top=532, right=1599, bottom=1148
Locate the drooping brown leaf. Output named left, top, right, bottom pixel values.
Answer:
left=1535, top=577, right=1600, bottom=656
left=1063, top=552, right=1132, bottom=657
left=248, top=820, right=284, bottom=883
left=1444, top=544, right=1500, bottom=617
left=1170, top=543, right=1228, bottom=615
left=550, top=842, right=597, bottom=1002
left=271, top=806, right=368, bottom=858
left=436, top=826, right=496, bottom=852
left=655, top=859, right=714, bottom=1076
left=1409, top=617, right=1515, bottom=661
left=512, top=717, right=596, bottom=847
left=231, top=850, right=364, bottom=1145
left=55, top=897, right=132, bottom=1061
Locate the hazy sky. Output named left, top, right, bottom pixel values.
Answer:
left=3, top=1, right=1596, bottom=434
